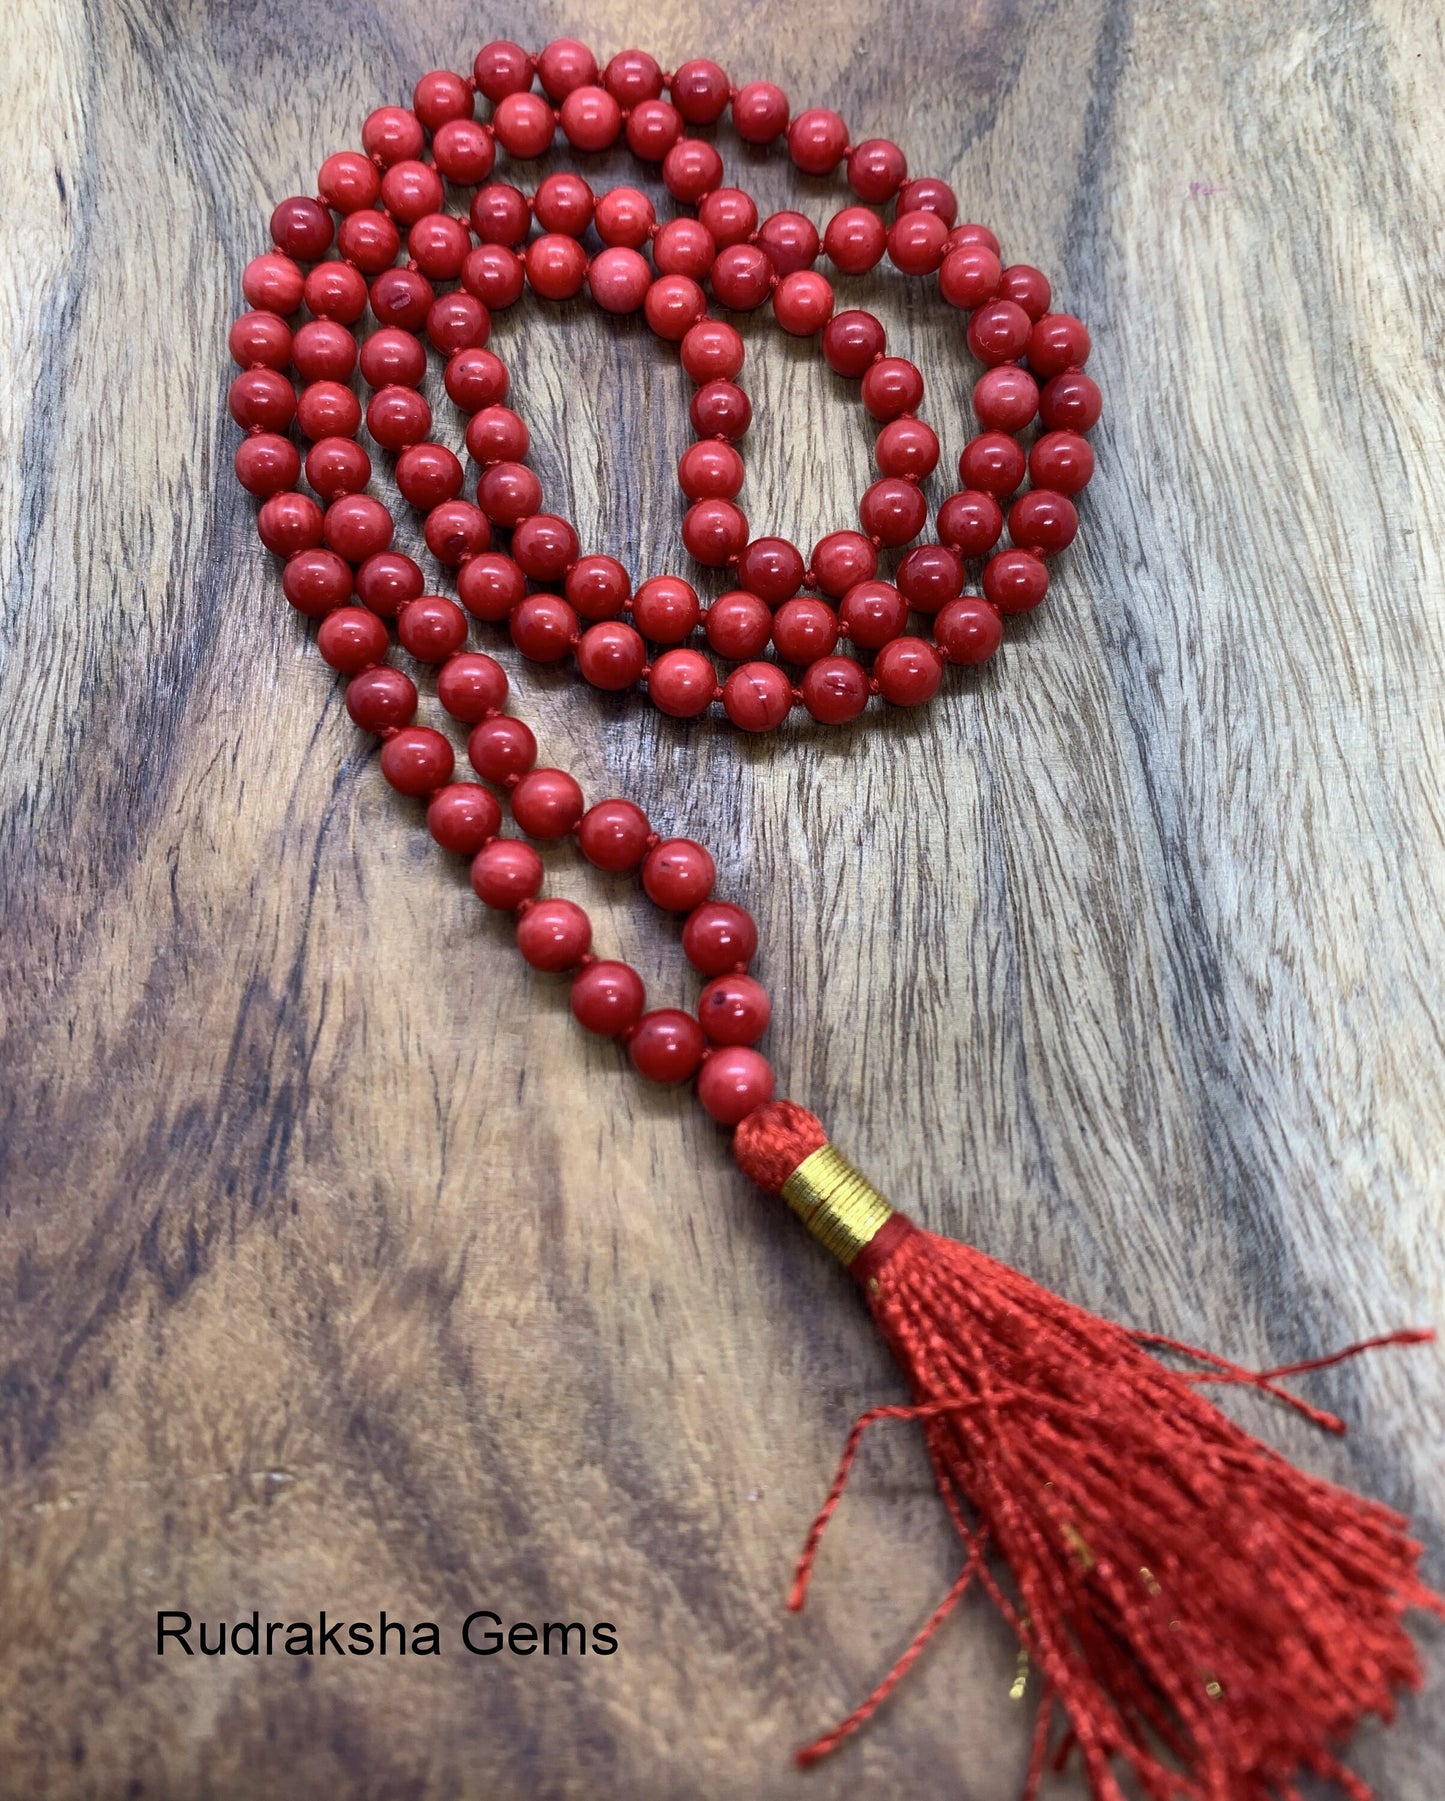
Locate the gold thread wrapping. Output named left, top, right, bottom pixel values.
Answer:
left=781, top=1144, right=894, bottom=1266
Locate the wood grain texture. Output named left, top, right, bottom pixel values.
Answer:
left=2, top=1, right=1443, bottom=1795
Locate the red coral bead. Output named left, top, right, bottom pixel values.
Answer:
left=711, top=244, right=773, bottom=311
left=477, top=462, right=542, bottom=527
left=846, top=138, right=907, bottom=202
left=461, top=245, right=525, bottom=310
left=381, top=161, right=443, bottom=225
left=335, top=207, right=400, bottom=273
left=517, top=899, right=592, bottom=972
left=594, top=187, right=654, bottom=247
left=887, top=210, right=949, bottom=275
left=671, top=59, right=730, bottom=125
left=732, top=80, right=789, bottom=144
left=457, top=552, right=525, bottom=620
left=229, top=367, right=295, bottom=432
left=756, top=211, right=819, bottom=276
left=682, top=902, right=758, bottom=974
left=356, top=551, right=423, bottom=616
left=494, top=91, right=556, bottom=158
left=303, top=261, right=368, bottom=323
left=604, top=48, right=664, bottom=106
left=566, top=555, right=631, bottom=620
left=823, top=206, right=887, bottom=277
left=1029, top=430, right=1095, bottom=495
left=897, top=543, right=965, bottom=613
left=973, top=365, right=1040, bottom=433
left=325, top=495, right=394, bottom=562
left=433, top=120, right=495, bottom=185
left=510, top=593, right=580, bottom=662
left=680, top=318, right=744, bottom=383
left=367, top=385, right=432, bottom=449
left=577, top=620, right=647, bottom=690
left=682, top=498, right=749, bottom=566
left=292, top=320, right=356, bottom=382
left=959, top=431, right=1027, bottom=496
left=242, top=252, right=303, bottom=314
left=471, top=839, right=544, bottom=909
left=657, top=220, right=718, bottom=284
left=822, top=308, right=886, bottom=377
left=398, top=595, right=468, bottom=662
left=427, top=293, right=489, bottom=354
left=1008, top=490, right=1078, bottom=554
left=427, top=783, right=502, bottom=855
left=536, top=36, right=597, bottom=99
left=317, top=606, right=389, bottom=674
left=318, top=152, right=380, bottom=214
left=810, top=530, right=877, bottom=597
left=939, top=245, right=1002, bottom=310
left=305, top=437, right=370, bottom=501
left=466, top=404, right=529, bottom=466
left=235, top=433, right=300, bottom=497
left=425, top=500, right=491, bottom=566
left=642, top=839, right=716, bottom=910
left=1028, top=313, right=1091, bottom=377
left=800, top=655, right=870, bottom=724
left=859, top=478, right=927, bottom=547
left=663, top=138, right=724, bottom=203
left=380, top=726, right=454, bottom=797
left=361, top=106, right=424, bottom=165
left=696, top=1047, right=775, bottom=1125
left=632, top=576, right=701, bottom=644
left=875, top=417, right=940, bottom=480
left=861, top=357, right=924, bottom=421
left=772, top=597, right=839, bottom=664
left=936, top=490, right=1004, bottom=558
left=722, top=662, right=794, bottom=732
left=571, top=961, right=646, bottom=1037
left=736, top=537, right=805, bottom=604
left=787, top=107, right=849, bottom=175
left=578, top=799, right=651, bottom=870
left=935, top=596, right=1003, bottom=665
left=626, top=98, right=683, bottom=161
left=1039, top=370, right=1103, bottom=432
left=257, top=491, right=323, bottom=556
left=468, top=715, right=537, bottom=784
left=229, top=310, right=292, bottom=370
left=437, top=652, right=508, bottom=722
left=370, top=267, right=434, bottom=330
left=999, top=263, right=1052, bottom=320
left=839, top=579, right=909, bottom=648
left=473, top=40, right=532, bottom=101
left=704, top=592, right=772, bottom=661
left=897, top=177, right=957, bottom=224
left=689, top=381, right=752, bottom=441
left=874, top=637, right=943, bottom=706
left=678, top=440, right=744, bottom=500
left=360, top=327, right=426, bottom=389
left=588, top=246, right=652, bottom=314
left=967, top=299, right=1032, bottom=364
left=511, top=767, right=584, bottom=838
left=645, top=274, right=707, bottom=341
left=629, top=1010, right=705, bottom=1082
left=347, top=666, right=416, bottom=733
left=697, top=975, right=771, bottom=1046
left=409, top=67, right=473, bottom=131
left=296, top=379, right=361, bottom=440
left=559, top=84, right=622, bottom=152
left=528, top=173, right=593, bottom=237
left=446, top=347, right=509, bottom=411
left=698, top=187, right=757, bottom=245
left=772, top=271, right=834, bottom=337
left=471, top=183, right=532, bottom=245
left=983, top=548, right=1050, bottom=612
left=396, top=444, right=464, bottom=509
left=511, top=513, right=579, bottom=582
left=648, top=649, right=717, bottom=718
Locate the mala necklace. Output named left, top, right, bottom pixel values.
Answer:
left=228, top=37, right=1439, bottom=1799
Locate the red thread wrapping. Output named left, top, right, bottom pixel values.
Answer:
left=732, top=1101, right=1442, bottom=1799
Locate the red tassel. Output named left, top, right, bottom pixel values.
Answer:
left=734, top=1101, right=1441, bottom=1800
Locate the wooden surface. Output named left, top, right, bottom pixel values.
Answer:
left=3, top=1, right=1443, bottom=1795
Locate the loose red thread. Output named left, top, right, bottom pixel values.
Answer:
left=734, top=1101, right=1442, bottom=1801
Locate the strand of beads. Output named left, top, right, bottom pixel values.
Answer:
left=230, top=38, right=1101, bottom=1124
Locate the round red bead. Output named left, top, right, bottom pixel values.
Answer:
left=642, top=839, right=716, bottom=910
left=571, top=961, right=646, bottom=1037
left=800, top=655, right=870, bottom=724
left=578, top=799, right=651, bottom=871
left=468, top=715, right=537, bottom=783
left=471, top=839, right=544, bottom=910
left=437, top=652, right=508, bottom=721
left=427, top=783, right=502, bottom=855
left=629, top=1010, right=705, bottom=1083
left=935, top=597, right=1003, bottom=665
left=722, top=662, right=794, bottom=732
left=577, top=620, right=647, bottom=690
left=839, top=579, right=909, bottom=648
left=347, top=666, right=416, bottom=733
left=511, top=768, right=584, bottom=839
left=682, top=902, right=758, bottom=975
left=516, top=899, right=591, bottom=972
left=380, top=726, right=454, bottom=797
left=983, top=549, right=1050, bottom=613
left=697, top=975, right=771, bottom=1046
left=648, top=649, right=717, bottom=718
left=697, top=1047, right=775, bottom=1125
